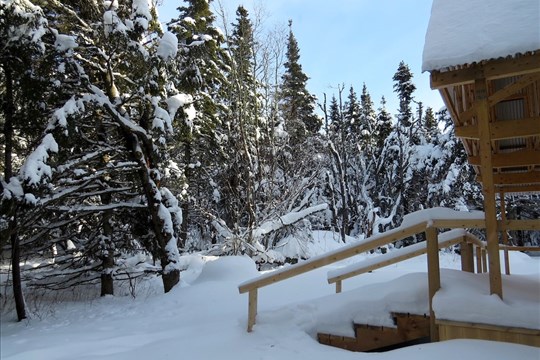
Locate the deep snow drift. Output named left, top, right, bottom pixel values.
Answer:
left=1, top=244, right=539, bottom=360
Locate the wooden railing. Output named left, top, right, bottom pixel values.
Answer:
left=238, top=209, right=540, bottom=334
left=327, top=229, right=486, bottom=293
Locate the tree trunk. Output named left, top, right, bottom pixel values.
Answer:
left=3, top=67, right=13, bottom=179
left=162, top=269, right=180, bottom=293
left=102, top=66, right=180, bottom=293
left=4, top=66, right=26, bottom=321
left=179, top=141, right=191, bottom=249
left=11, top=217, right=26, bottom=321
left=100, top=218, right=114, bottom=296
left=98, top=120, right=114, bottom=296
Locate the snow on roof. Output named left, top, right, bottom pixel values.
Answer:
left=422, top=0, right=540, bottom=72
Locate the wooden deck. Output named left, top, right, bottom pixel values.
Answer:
left=318, top=313, right=540, bottom=352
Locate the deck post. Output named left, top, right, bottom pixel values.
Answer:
left=500, top=192, right=511, bottom=275
left=475, top=76, right=503, bottom=299
left=247, top=289, right=258, bottom=332
left=336, top=280, right=342, bottom=293
left=460, top=241, right=475, bottom=273
left=426, top=226, right=440, bottom=342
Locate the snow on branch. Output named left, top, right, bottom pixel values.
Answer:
left=252, top=203, right=328, bottom=239
left=20, top=133, right=58, bottom=188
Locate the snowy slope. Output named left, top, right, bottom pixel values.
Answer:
left=1, top=251, right=539, bottom=360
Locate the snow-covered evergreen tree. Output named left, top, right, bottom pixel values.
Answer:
left=167, top=0, right=227, bottom=250
left=279, top=21, right=320, bottom=144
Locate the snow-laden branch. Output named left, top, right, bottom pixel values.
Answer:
left=54, top=202, right=147, bottom=212
left=252, top=203, right=328, bottom=238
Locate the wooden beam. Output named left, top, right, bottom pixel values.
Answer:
left=440, top=88, right=461, bottom=124
left=475, top=76, right=503, bottom=299
left=499, top=245, right=540, bottom=252
left=426, top=227, right=440, bottom=342
left=483, top=53, right=540, bottom=83
left=455, top=117, right=540, bottom=140
left=455, top=124, right=479, bottom=139
left=492, top=172, right=540, bottom=186
left=498, top=219, right=540, bottom=231
left=431, top=218, right=485, bottom=229
left=490, top=117, right=540, bottom=139
left=468, top=149, right=540, bottom=168
left=458, top=107, right=476, bottom=125
left=430, top=53, right=540, bottom=89
left=496, top=184, right=540, bottom=193
left=487, top=73, right=540, bottom=106
left=431, top=67, right=479, bottom=89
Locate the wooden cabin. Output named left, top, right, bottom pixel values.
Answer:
left=422, top=0, right=540, bottom=345
left=423, top=0, right=540, bottom=297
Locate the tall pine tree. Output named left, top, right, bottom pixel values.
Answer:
left=279, top=20, right=320, bottom=144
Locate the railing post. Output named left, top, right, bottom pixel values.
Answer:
left=460, top=241, right=475, bottom=273
left=247, top=289, right=258, bottom=332
left=336, top=280, right=342, bottom=293
left=426, top=226, right=440, bottom=342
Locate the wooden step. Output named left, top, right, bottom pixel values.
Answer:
left=318, top=312, right=431, bottom=352
left=317, top=333, right=365, bottom=352
left=392, top=312, right=431, bottom=341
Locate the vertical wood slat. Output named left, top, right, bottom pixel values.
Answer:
left=475, top=246, right=483, bottom=273
left=247, top=289, right=258, bottom=332
left=500, top=192, right=511, bottom=275
left=481, top=248, right=488, bottom=273
left=475, top=76, right=503, bottom=299
left=426, top=227, right=440, bottom=342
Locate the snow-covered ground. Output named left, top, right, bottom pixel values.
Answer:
left=1, top=240, right=539, bottom=360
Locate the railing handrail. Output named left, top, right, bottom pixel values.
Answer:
left=327, top=229, right=486, bottom=285
left=238, top=222, right=427, bottom=294
left=239, top=210, right=486, bottom=294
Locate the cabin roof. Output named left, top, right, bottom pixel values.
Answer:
left=422, top=0, right=540, bottom=72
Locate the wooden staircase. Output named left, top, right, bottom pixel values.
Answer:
left=318, top=313, right=431, bottom=352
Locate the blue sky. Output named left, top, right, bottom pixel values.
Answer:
left=157, top=0, right=444, bottom=116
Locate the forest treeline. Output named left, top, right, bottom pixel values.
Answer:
left=1, top=0, right=537, bottom=320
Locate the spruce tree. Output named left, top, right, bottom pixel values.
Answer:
left=375, top=96, right=393, bottom=149
left=0, top=0, right=54, bottom=321
left=393, top=61, right=416, bottom=128
left=280, top=20, right=320, bottom=144
left=219, top=5, right=260, bottom=235
left=168, top=0, right=227, bottom=249
left=358, top=84, right=377, bottom=151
